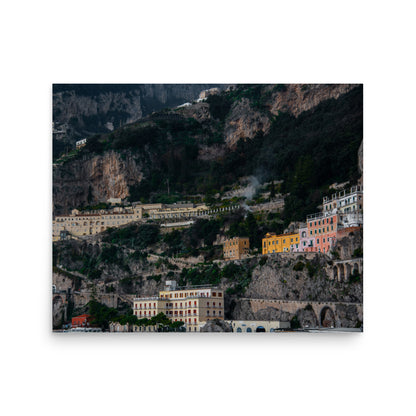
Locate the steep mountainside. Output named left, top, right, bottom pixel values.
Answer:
left=53, top=84, right=224, bottom=149
left=53, top=84, right=362, bottom=220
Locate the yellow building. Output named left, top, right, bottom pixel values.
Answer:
left=223, top=237, right=249, bottom=260
left=133, top=283, right=224, bottom=332
left=262, top=232, right=300, bottom=254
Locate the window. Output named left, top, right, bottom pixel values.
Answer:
left=218, top=293, right=222, bottom=297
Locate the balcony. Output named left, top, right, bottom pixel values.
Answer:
left=307, top=210, right=336, bottom=221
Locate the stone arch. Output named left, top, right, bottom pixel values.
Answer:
left=353, top=262, right=360, bottom=275
left=256, top=326, right=266, bottom=332
left=246, top=327, right=252, bottom=333
left=320, top=306, right=335, bottom=328
left=344, top=263, right=352, bottom=280
left=338, top=265, right=345, bottom=282
left=297, top=308, right=319, bottom=328
left=236, top=327, right=242, bottom=333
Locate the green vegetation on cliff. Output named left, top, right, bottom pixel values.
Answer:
left=65, top=85, right=362, bottom=225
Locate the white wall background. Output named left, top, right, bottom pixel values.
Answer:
left=1, top=1, right=415, bottom=415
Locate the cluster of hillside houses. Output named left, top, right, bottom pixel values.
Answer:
left=223, top=185, right=363, bottom=260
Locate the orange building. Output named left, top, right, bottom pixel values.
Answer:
left=262, top=232, right=299, bottom=254
left=306, top=213, right=338, bottom=253
left=223, top=237, right=250, bottom=260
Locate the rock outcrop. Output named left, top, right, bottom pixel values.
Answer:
left=53, top=151, right=142, bottom=214
left=222, top=84, right=360, bottom=148
left=267, top=84, right=360, bottom=117
left=243, top=253, right=362, bottom=303
left=200, top=319, right=233, bottom=332
left=224, top=98, right=271, bottom=148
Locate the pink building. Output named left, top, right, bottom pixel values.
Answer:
left=298, top=226, right=314, bottom=252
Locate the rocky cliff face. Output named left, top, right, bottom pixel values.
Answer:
left=267, top=84, right=360, bottom=117
left=222, top=84, right=360, bottom=148
left=53, top=84, right=224, bottom=143
left=358, top=140, right=363, bottom=184
left=334, top=229, right=363, bottom=260
left=53, top=151, right=142, bottom=214
left=224, top=98, right=271, bottom=148
left=243, top=253, right=362, bottom=303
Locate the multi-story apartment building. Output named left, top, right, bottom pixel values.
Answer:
left=323, top=185, right=363, bottom=214
left=52, top=203, right=214, bottom=241
left=306, top=212, right=338, bottom=253
left=262, top=232, right=300, bottom=255
left=223, top=237, right=250, bottom=260
left=133, top=282, right=224, bottom=332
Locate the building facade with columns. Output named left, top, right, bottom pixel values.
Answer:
left=133, top=283, right=224, bottom=332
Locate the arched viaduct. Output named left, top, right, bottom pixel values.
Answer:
left=243, top=298, right=363, bottom=328
left=329, top=258, right=363, bottom=282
